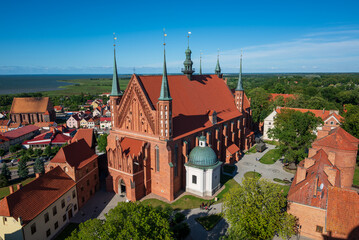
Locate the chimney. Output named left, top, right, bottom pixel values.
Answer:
left=17, top=183, right=22, bottom=190
left=308, top=148, right=317, bottom=158
left=296, top=166, right=307, bottom=184
left=9, top=185, right=14, bottom=194
left=35, top=173, right=41, bottom=178
left=304, top=158, right=315, bottom=169
left=323, top=108, right=325, bottom=114
left=324, top=165, right=337, bottom=186
left=328, top=151, right=336, bottom=165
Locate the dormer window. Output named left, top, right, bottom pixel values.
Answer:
left=208, top=110, right=217, bottom=125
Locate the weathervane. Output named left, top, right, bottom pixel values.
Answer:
left=187, top=32, right=191, bottom=48
left=163, top=28, right=167, bottom=47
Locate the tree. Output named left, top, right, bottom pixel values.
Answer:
left=97, top=134, right=108, bottom=153
left=44, top=145, right=51, bottom=156
left=223, top=178, right=297, bottom=240
left=268, top=109, right=322, bottom=164
left=342, top=104, right=359, bottom=139
left=1, top=163, right=11, bottom=180
left=248, top=88, right=271, bottom=124
left=34, top=148, right=43, bottom=157
left=51, top=146, right=61, bottom=156
left=68, top=202, right=173, bottom=240
left=18, top=158, right=28, bottom=179
left=0, top=149, right=5, bottom=157
left=27, top=148, right=34, bottom=157
left=34, top=158, right=45, bottom=174
left=0, top=174, right=8, bottom=188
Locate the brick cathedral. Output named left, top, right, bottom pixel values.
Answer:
left=106, top=39, right=254, bottom=201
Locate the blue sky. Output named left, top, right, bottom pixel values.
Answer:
left=0, top=0, right=359, bottom=74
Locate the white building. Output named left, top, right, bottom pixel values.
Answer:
left=184, top=136, right=222, bottom=197
left=100, top=117, right=111, bottom=130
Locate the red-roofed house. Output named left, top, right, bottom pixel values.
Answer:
left=287, top=127, right=359, bottom=239
left=66, top=114, right=81, bottom=129
left=53, top=105, right=63, bottom=113
left=263, top=107, right=343, bottom=140
left=0, top=167, right=78, bottom=240
left=23, top=128, right=73, bottom=149
left=2, top=125, right=40, bottom=146
left=47, top=139, right=99, bottom=209
left=106, top=49, right=254, bottom=201
left=100, top=117, right=111, bottom=130
left=0, top=119, right=10, bottom=133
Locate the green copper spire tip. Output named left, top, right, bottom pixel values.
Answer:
left=159, top=47, right=172, bottom=101
left=215, top=53, right=221, bottom=76
left=235, top=52, right=244, bottom=91
left=110, top=48, right=122, bottom=96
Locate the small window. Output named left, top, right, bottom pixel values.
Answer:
left=269, top=122, right=271, bottom=125
left=61, top=199, right=65, bottom=208
left=31, top=223, right=37, bottom=234
left=44, top=212, right=49, bottom=223
left=316, top=225, right=323, bottom=233
left=82, top=197, right=85, bottom=203
left=94, top=174, right=97, bottom=180
left=52, top=206, right=57, bottom=216
left=74, top=204, right=78, bottom=211
left=54, top=221, right=59, bottom=229
left=192, top=175, right=197, bottom=184
left=87, top=180, right=90, bottom=186
left=46, top=229, right=51, bottom=237
left=63, top=214, right=67, bottom=222
left=330, top=121, right=334, bottom=125
left=81, top=187, right=84, bottom=192
left=72, top=190, right=76, bottom=199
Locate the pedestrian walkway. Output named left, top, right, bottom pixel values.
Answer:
left=234, top=144, right=294, bottom=184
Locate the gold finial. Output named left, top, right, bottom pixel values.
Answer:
left=113, top=32, right=117, bottom=47
left=163, top=28, right=167, bottom=46
left=187, top=32, right=191, bottom=48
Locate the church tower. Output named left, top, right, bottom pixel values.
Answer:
left=158, top=37, right=173, bottom=141
left=215, top=52, right=222, bottom=78
left=110, top=38, right=123, bottom=129
left=235, top=51, right=244, bottom=112
left=181, top=33, right=195, bottom=79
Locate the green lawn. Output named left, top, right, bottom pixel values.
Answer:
left=54, top=223, right=80, bottom=240
left=263, top=140, right=280, bottom=146
left=42, top=78, right=130, bottom=96
left=244, top=171, right=262, bottom=179
left=273, top=178, right=291, bottom=184
left=277, top=184, right=291, bottom=198
left=195, top=214, right=223, bottom=231
left=0, top=177, right=35, bottom=199
left=353, top=165, right=359, bottom=186
left=142, top=174, right=239, bottom=210
left=222, top=165, right=236, bottom=174
left=260, top=149, right=281, bottom=164
left=247, top=145, right=257, bottom=154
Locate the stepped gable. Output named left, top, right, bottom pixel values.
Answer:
left=0, top=166, right=75, bottom=225
left=10, top=97, right=50, bottom=114
left=288, top=149, right=341, bottom=209
left=326, top=187, right=359, bottom=237
left=51, top=139, right=97, bottom=169
left=313, top=127, right=359, bottom=151
left=137, top=74, right=244, bottom=139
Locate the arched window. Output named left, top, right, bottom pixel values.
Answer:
left=155, top=145, right=159, bottom=172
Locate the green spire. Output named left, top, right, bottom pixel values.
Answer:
left=182, top=32, right=195, bottom=79
left=236, top=51, right=244, bottom=91
left=159, top=46, right=172, bottom=101
left=110, top=48, right=122, bottom=96
left=215, top=52, right=221, bottom=77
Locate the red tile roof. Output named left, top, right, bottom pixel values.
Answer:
left=0, top=135, right=9, bottom=142
left=227, top=144, right=240, bottom=154
left=269, top=93, right=296, bottom=101
left=137, top=74, right=245, bottom=139
left=288, top=149, right=341, bottom=209
left=10, top=97, right=50, bottom=114
left=326, top=187, right=359, bottom=236
left=3, top=125, right=39, bottom=139
left=100, top=117, right=111, bottom=122
left=0, top=166, right=75, bottom=225
left=119, top=137, right=144, bottom=157
left=276, top=107, right=342, bottom=122
left=51, top=139, right=97, bottom=169
left=23, top=129, right=72, bottom=146
left=0, top=119, right=10, bottom=127
left=70, top=129, right=95, bottom=148
left=313, top=127, right=359, bottom=151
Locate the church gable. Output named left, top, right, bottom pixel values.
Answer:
left=117, top=75, right=156, bottom=134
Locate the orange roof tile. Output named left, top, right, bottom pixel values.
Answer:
left=10, top=97, right=50, bottom=114
left=137, top=74, right=244, bottom=139
left=227, top=144, right=240, bottom=154
left=70, top=129, right=95, bottom=148
left=0, top=119, right=9, bottom=127
left=0, top=167, right=75, bottom=225
left=269, top=93, right=296, bottom=101
left=51, top=139, right=97, bottom=169
left=326, top=187, right=359, bottom=236
left=120, top=137, right=144, bottom=157
left=313, top=127, right=359, bottom=151
left=3, top=125, right=39, bottom=139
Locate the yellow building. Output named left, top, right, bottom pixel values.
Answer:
left=0, top=167, right=78, bottom=240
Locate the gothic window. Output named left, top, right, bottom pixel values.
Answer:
left=155, top=145, right=160, bottom=172
left=174, top=145, right=178, bottom=177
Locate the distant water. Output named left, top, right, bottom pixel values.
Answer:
left=0, top=74, right=112, bottom=95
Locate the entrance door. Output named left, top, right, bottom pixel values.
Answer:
left=118, top=179, right=126, bottom=195
left=68, top=209, right=73, bottom=219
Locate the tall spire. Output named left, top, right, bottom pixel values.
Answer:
left=110, top=33, right=122, bottom=96
left=159, top=30, right=172, bottom=101
left=182, top=32, right=195, bottom=79
left=236, top=50, right=244, bottom=91
left=200, top=51, right=202, bottom=75
left=215, top=49, right=221, bottom=77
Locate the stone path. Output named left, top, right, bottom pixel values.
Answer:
left=234, top=144, right=294, bottom=184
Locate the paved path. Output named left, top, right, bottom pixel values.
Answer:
left=70, top=189, right=126, bottom=223
left=234, top=144, right=294, bottom=184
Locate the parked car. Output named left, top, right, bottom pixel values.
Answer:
left=11, top=159, right=19, bottom=165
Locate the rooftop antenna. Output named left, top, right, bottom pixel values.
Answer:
left=187, top=31, right=191, bottom=48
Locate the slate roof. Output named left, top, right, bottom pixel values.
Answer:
left=0, top=166, right=75, bottom=225
left=10, top=97, right=50, bottom=114
left=137, top=74, right=248, bottom=139
left=51, top=139, right=97, bottom=169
